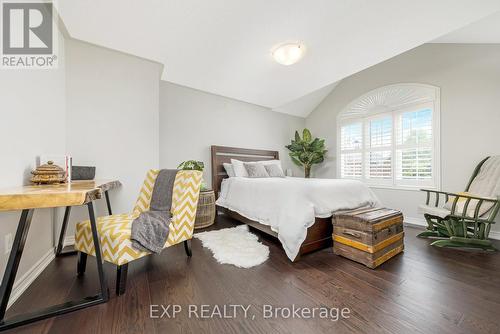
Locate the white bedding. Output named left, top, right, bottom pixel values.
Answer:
left=216, top=177, right=379, bottom=261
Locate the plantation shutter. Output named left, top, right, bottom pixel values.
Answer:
left=340, top=122, right=362, bottom=178
left=366, top=115, right=392, bottom=181
left=395, top=107, right=433, bottom=186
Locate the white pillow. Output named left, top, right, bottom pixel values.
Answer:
left=264, top=163, right=285, bottom=177
left=244, top=162, right=270, bottom=178
left=230, top=159, right=249, bottom=177
left=223, top=163, right=235, bottom=177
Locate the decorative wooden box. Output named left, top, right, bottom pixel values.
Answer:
left=194, top=190, right=216, bottom=229
left=31, top=161, right=66, bottom=184
left=332, top=208, right=404, bottom=269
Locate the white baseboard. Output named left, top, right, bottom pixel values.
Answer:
left=404, top=216, right=426, bottom=228
left=7, top=248, right=55, bottom=309
left=404, top=216, right=500, bottom=240
left=6, top=237, right=76, bottom=310
left=64, top=235, right=75, bottom=246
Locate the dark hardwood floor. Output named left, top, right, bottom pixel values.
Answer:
left=5, top=214, right=500, bottom=334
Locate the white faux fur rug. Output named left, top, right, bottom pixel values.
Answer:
left=194, top=225, right=269, bottom=268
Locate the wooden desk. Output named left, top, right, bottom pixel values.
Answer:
left=0, top=180, right=121, bottom=331
left=0, top=180, right=121, bottom=211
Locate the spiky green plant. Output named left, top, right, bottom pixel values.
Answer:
left=285, top=129, right=327, bottom=178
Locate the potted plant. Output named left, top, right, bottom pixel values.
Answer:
left=285, top=129, right=327, bottom=178
left=177, top=160, right=208, bottom=190
left=177, top=160, right=204, bottom=171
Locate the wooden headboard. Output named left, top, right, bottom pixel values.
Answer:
left=211, top=145, right=279, bottom=198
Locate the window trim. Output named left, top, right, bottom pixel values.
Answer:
left=336, top=83, right=441, bottom=191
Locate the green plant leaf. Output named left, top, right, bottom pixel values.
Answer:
left=295, top=131, right=301, bottom=142
left=289, top=154, right=303, bottom=167
left=299, top=152, right=312, bottom=164
left=311, top=155, right=324, bottom=164
left=310, top=138, right=322, bottom=150
left=303, top=128, right=312, bottom=142
left=288, top=142, right=302, bottom=151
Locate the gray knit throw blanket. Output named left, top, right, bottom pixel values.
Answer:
left=131, top=169, right=178, bottom=253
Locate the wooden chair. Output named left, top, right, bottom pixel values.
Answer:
left=74, top=170, right=202, bottom=295
left=418, top=156, right=500, bottom=251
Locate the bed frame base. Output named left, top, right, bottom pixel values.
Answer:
left=218, top=207, right=332, bottom=260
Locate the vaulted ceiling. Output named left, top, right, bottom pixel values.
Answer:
left=57, top=1, right=500, bottom=117
left=433, top=11, right=500, bottom=43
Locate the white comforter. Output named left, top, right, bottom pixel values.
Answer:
left=216, top=177, right=379, bottom=261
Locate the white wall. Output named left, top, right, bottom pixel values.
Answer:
left=159, top=82, right=305, bottom=183
left=306, top=44, right=500, bottom=234
left=0, top=29, right=66, bottom=283
left=64, top=39, right=162, bottom=235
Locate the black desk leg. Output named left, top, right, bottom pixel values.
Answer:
left=0, top=204, right=109, bottom=331
left=56, top=206, right=75, bottom=257
left=104, top=191, right=113, bottom=215
left=87, top=202, right=109, bottom=300
left=0, top=209, right=34, bottom=319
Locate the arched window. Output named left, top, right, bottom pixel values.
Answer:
left=337, top=83, right=440, bottom=189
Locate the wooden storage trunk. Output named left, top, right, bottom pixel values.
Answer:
left=333, top=207, right=404, bottom=269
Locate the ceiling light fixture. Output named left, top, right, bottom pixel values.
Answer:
left=271, top=42, right=306, bottom=66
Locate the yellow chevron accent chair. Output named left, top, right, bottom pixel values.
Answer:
left=75, top=170, right=203, bottom=295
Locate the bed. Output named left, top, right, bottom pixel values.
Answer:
left=211, top=145, right=379, bottom=261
